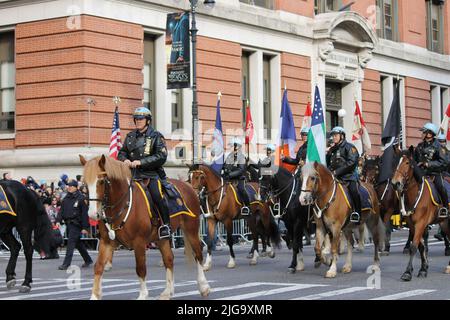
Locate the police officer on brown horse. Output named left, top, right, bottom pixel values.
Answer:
left=118, top=106, right=171, bottom=239
left=326, top=126, right=361, bottom=223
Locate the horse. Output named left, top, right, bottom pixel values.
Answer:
left=259, top=165, right=311, bottom=273
left=299, top=162, right=384, bottom=278
left=391, top=147, right=450, bottom=280
left=188, top=163, right=280, bottom=269
left=0, top=180, right=53, bottom=292
left=80, top=154, right=210, bottom=300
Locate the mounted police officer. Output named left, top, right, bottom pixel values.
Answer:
left=282, top=127, right=309, bottom=169
left=326, top=126, right=361, bottom=223
left=57, top=179, right=93, bottom=270
left=437, top=133, right=450, bottom=174
left=223, top=137, right=251, bottom=215
left=414, top=123, right=449, bottom=217
left=118, top=106, right=171, bottom=239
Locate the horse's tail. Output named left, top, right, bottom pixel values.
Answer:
left=182, top=233, right=195, bottom=266
left=267, top=211, right=282, bottom=249
left=29, top=192, right=53, bottom=254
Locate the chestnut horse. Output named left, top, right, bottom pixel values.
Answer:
left=300, top=162, right=384, bottom=278
left=391, top=147, right=450, bottom=280
left=80, top=155, right=210, bottom=300
left=188, top=164, right=279, bottom=270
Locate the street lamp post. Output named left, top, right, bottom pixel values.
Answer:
left=190, top=0, right=215, bottom=165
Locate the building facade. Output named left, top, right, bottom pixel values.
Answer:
left=0, top=0, right=449, bottom=180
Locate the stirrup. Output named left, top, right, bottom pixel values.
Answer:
left=273, top=202, right=280, bottom=216
left=438, top=207, right=449, bottom=218
left=158, top=225, right=171, bottom=239
left=241, top=206, right=250, bottom=216
left=350, top=212, right=360, bottom=223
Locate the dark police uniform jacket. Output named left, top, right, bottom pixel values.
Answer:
left=283, top=142, right=308, bottom=166
left=223, top=151, right=246, bottom=180
left=118, top=126, right=168, bottom=179
left=57, top=190, right=89, bottom=230
left=414, top=139, right=448, bottom=175
left=326, top=140, right=359, bottom=181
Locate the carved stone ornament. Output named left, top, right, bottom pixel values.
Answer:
left=358, top=49, right=373, bottom=68
left=319, top=41, right=335, bottom=62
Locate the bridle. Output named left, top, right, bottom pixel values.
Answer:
left=89, top=171, right=132, bottom=230
left=189, top=169, right=225, bottom=214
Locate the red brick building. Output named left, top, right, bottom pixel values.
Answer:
left=0, top=0, right=449, bottom=180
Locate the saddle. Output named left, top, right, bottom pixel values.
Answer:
left=340, top=182, right=373, bottom=212
left=0, top=185, right=16, bottom=217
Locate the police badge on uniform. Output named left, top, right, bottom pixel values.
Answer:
left=144, top=137, right=152, bottom=155
left=160, top=136, right=168, bottom=156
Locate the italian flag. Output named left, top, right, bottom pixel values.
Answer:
left=306, top=86, right=326, bottom=164
left=352, top=101, right=371, bottom=155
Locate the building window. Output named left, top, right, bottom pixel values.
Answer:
left=376, top=0, right=398, bottom=41
left=241, top=51, right=250, bottom=128
left=171, top=90, right=183, bottom=131
left=239, top=0, right=274, bottom=10
left=325, top=82, right=343, bottom=133
left=143, top=34, right=156, bottom=126
left=263, top=55, right=271, bottom=139
left=315, top=0, right=342, bottom=14
left=0, top=32, right=15, bottom=133
left=426, top=0, right=443, bottom=54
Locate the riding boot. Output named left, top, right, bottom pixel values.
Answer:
left=240, top=190, right=251, bottom=216
left=435, top=175, right=449, bottom=218
left=157, top=198, right=171, bottom=239
left=199, top=188, right=209, bottom=216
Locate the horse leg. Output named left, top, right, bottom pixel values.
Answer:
left=342, top=228, right=353, bottom=273
left=1, top=232, right=21, bottom=289
left=325, top=226, right=340, bottom=278
left=401, top=222, right=424, bottom=281
left=260, top=235, right=267, bottom=257
left=366, top=215, right=382, bottom=267
left=18, top=228, right=33, bottom=292
left=423, top=227, right=429, bottom=254
left=134, top=244, right=149, bottom=300
left=184, top=232, right=210, bottom=297
left=441, top=221, right=450, bottom=274
left=417, top=239, right=428, bottom=278
left=314, top=221, right=326, bottom=268
left=296, top=220, right=305, bottom=272
left=357, top=224, right=365, bottom=252
left=91, top=239, right=112, bottom=300
left=158, top=239, right=175, bottom=300
left=203, top=218, right=216, bottom=271
left=403, top=227, right=413, bottom=254
left=225, top=220, right=236, bottom=269
left=288, top=221, right=300, bottom=273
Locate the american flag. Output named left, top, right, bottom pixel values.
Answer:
left=109, top=107, right=122, bottom=159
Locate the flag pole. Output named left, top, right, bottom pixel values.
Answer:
left=246, top=99, right=250, bottom=164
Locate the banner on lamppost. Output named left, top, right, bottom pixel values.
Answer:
left=166, top=12, right=190, bottom=89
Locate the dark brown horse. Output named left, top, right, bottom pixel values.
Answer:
left=188, top=164, right=279, bottom=269
left=391, top=147, right=450, bottom=280
left=300, top=162, right=384, bottom=278
left=362, top=155, right=401, bottom=255
left=81, top=155, right=210, bottom=299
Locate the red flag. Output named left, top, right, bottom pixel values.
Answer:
left=440, top=103, right=450, bottom=141
left=352, top=101, right=371, bottom=155
left=301, top=101, right=312, bottom=132
left=245, top=104, right=255, bottom=145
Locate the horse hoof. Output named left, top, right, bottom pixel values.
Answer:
left=402, top=248, right=410, bottom=254
left=445, top=266, right=450, bottom=274
left=203, top=264, right=211, bottom=272
left=445, top=248, right=450, bottom=257
left=325, top=271, right=337, bottom=278
left=287, top=267, right=296, bottom=274
left=246, top=253, right=253, bottom=259
left=226, top=263, right=236, bottom=269
left=401, top=272, right=412, bottom=281
left=314, top=261, right=321, bottom=268
left=417, top=271, right=427, bottom=278
left=268, top=251, right=275, bottom=259
left=6, top=279, right=16, bottom=290
left=342, top=266, right=352, bottom=273
left=380, top=251, right=390, bottom=256
left=137, top=294, right=148, bottom=300
left=159, top=294, right=171, bottom=300
left=104, top=263, right=112, bottom=272
left=249, top=259, right=257, bottom=266
left=19, top=285, right=31, bottom=293
left=260, top=251, right=267, bottom=258
left=90, top=294, right=100, bottom=300
left=200, top=285, right=211, bottom=297
left=296, top=265, right=305, bottom=272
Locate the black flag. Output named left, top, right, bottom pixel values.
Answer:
left=378, top=81, right=401, bottom=183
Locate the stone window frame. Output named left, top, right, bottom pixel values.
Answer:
left=376, top=0, right=399, bottom=42
left=314, top=0, right=343, bottom=15
left=239, top=0, right=274, bottom=10
left=426, top=0, right=444, bottom=54
left=0, top=29, right=15, bottom=135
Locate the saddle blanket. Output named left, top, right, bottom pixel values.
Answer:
left=424, top=178, right=450, bottom=206
left=230, top=183, right=262, bottom=206
left=135, top=181, right=195, bottom=220
left=340, top=183, right=373, bottom=212
left=0, top=185, right=16, bottom=216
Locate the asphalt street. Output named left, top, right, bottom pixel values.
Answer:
left=0, top=226, right=449, bottom=300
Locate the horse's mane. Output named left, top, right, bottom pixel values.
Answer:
left=301, top=162, right=318, bottom=178
left=84, top=155, right=131, bottom=184
left=199, top=164, right=222, bottom=179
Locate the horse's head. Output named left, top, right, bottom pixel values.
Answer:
left=391, top=146, right=415, bottom=193
left=80, top=154, right=131, bottom=220
left=299, top=162, right=320, bottom=206
left=187, top=164, right=207, bottom=192
left=258, top=170, right=274, bottom=201
left=362, top=155, right=380, bottom=184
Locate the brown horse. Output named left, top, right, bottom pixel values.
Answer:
left=299, top=162, right=384, bottom=278
left=391, top=147, right=450, bottom=280
left=80, top=155, right=210, bottom=299
left=188, top=164, right=279, bottom=270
